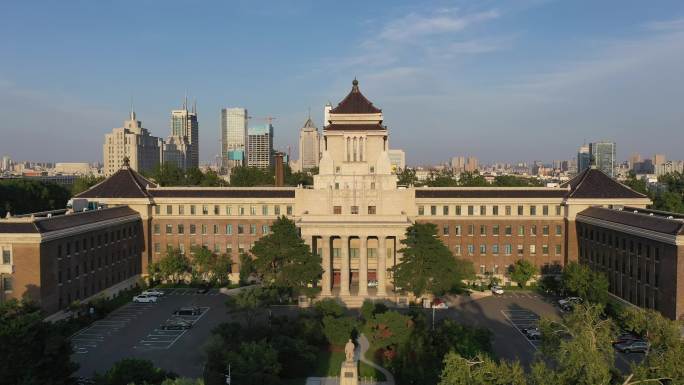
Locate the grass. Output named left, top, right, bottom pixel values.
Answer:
left=308, top=349, right=386, bottom=381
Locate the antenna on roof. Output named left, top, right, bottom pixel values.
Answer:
left=183, top=89, right=188, bottom=110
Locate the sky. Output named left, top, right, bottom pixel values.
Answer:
left=1, top=0, right=683, bottom=166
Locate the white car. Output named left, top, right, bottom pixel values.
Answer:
left=141, top=289, right=165, bottom=297
left=432, top=299, right=448, bottom=309
left=491, top=286, right=504, bottom=295
left=133, top=294, right=158, bottom=303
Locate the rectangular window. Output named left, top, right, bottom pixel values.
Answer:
left=455, top=225, right=461, bottom=236
left=467, top=244, right=474, bottom=255
left=262, top=225, right=269, bottom=235
left=351, top=206, right=359, bottom=215
left=2, top=249, right=11, bottom=264
left=368, top=206, right=376, bottom=215
left=370, top=182, right=375, bottom=189
left=517, top=205, right=524, bottom=216
left=213, top=224, right=219, bottom=234
left=418, top=206, right=425, bottom=215
left=492, top=244, right=499, bottom=254
left=530, top=205, right=536, bottom=216
left=226, top=224, right=233, bottom=235
left=238, top=224, right=244, bottom=234
left=190, top=224, right=196, bottom=234
left=239, top=206, right=245, bottom=215
left=531, top=225, right=537, bottom=236
left=3, top=277, right=13, bottom=291
left=542, top=245, right=549, bottom=255
left=518, top=225, right=525, bottom=236
left=165, top=224, right=173, bottom=234
left=153, top=224, right=160, bottom=235
left=226, top=245, right=233, bottom=254
left=505, top=206, right=512, bottom=216
left=492, top=225, right=500, bottom=235
left=530, top=245, right=536, bottom=254
left=166, top=205, right=172, bottom=215
left=492, top=206, right=499, bottom=216
left=480, top=225, right=486, bottom=236
left=455, top=205, right=461, bottom=215
left=543, top=205, right=549, bottom=216
left=201, top=224, right=207, bottom=235
left=555, top=225, right=562, bottom=236
left=287, top=206, right=293, bottom=215
left=443, top=206, right=449, bottom=215
left=179, top=243, right=186, bottom=254
left=555, top=205, right=562, bottom=216
left=543, top=225, right=550, bottom=236
left=468, top=224, right=474, bottom=236
left=479, top=244, right=486, bottom=254
left=431, top=205, right=437, bottom=215
left=443, top=225, right=450, bottom=236
left=517, top=244, right=524, bottom=255
left=250, top=224, right=256, bottom=235
left=177, top=224, right=184, bottom=234
left=262, top=205, right=268, bottom=215
left=334, top=206, right=342, bottom=215
left=480, top=205, right=486, bottom=216
left=190, top=205, right=196, bottom=215
left=202, top=205, right=209, bottom=215
left=454, top=245, right=461, bottom=255
left=250, top=205, right=257, bottom=215
left=178, top=205, right=185, bottom=215
left=274, top=206, right=280, bottom=215
left=468, top=206, right=474, bottom=216
left=226, top=206, right=232, bottom=215
left=214, top=205, right=220, bottom=215
left=504, top=244, right=512, bottom=255
left=505, top=225, right=512, bottom=236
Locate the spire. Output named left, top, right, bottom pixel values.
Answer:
left=192, top=98, right=197, bottom=114
left=352, top=77, right=359, bottom=92
left=183, top=89, right=188, bottom=110
left=129, top=96, right=136, bottom=121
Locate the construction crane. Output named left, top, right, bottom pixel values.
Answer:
left=247, top=115, right=277, bottom=125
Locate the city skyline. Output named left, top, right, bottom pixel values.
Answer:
left=1, top=1, right=684, bottom=165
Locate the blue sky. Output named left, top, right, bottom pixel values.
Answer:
left=1, top=0, right=683, bottom=165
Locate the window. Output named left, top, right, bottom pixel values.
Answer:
left=531, top=225, right=537, bottom=236
left=226, top=224, right=233, bottom=235
left=492, top=225, right=500, bottom=235
left=480, top=225, right=486, bottom=236
left=443, top=225, right=450, bottom=236
left=493, top=206, right=499, bottom=216
left=505, top=206, right=512, bottom=216
left=555, top=225, right=562, bottom=236
left=517, top=244, right=524, bottom=255
left=238, top=224, right=245, bottom=234
left=455, top=205, right=462, bottom=215
left=518, top=225, right=525, bottom=236
left=262, top=225, right=269, bottom=234
left=431, top=206, right=437, bottom=215
left=214, top=205, right=220, bottom=215
left=530, top=245, right=536, bottom=254
left=505, top=225, right=512, bottom=236
left=368, top=206, right=376, bottom=215
left=189, top=224, right=196, bottom=234
left=555, top=205, right=562, bottom=215
left=480, top=205, right=486, bottom=215
left=418, top=206, right=425, bottom=215
left=454, top=225, right=461, bottom=236
left=543, top=225, right=550, bottom=236
left=335, top=182, right=340, bottom=190
left=165, top=224, right=173, bottom=234
left=2, top=249, right=10, bottom=264
left=190, top=205, right=196, bottom=215
left=530, top=205, right=537, bottom=216
left=480, top=265, right=486, bottom=275
left=250, top=224, right=256, bottom=235
left=370, top=166, right=375, bottom=173
left=262, top=205, right=268, bottom=215
left=334, top=206, right=342, bottom=215
left=492, top=244, right=499, bottom=254
left=202, top=205, right=209, bottom=215
left=454, top=245, right=461, bottom=255
left=467, top=244, right=475, bottom=255
left=274, top=206, right=280, bottom=215
left=517, top=205, right=524, bottom=216
left=504, top=244, right=512, bottom=255
left=166, top=205, right=172, bottom=215
left=179, top=244, right=186, bottom=254
left=201, top=224, right=207, bottom=235
left=226, top=206, right=232, bottom=215
left=468, top=206, right=474, bottom=216
left=479, top=244, right=486, bottom=254
left=543, top=205, right=549, bottom=216
left=443, top=206, right=449, bottom=215
left=3, top=276, right=13, bottom=291
left=226, top=245, right=233, bottom=254
left=249, top=206, right=256, bottom=215
left=239, top=206, right=245, bottom=215
left=153, top=224, right=160, bottom=235
left=178, top=205, right=185, bottom=215
left=351, top=206, right=359, bottom=215
left=370, top=182, right=375, bottom=190
left=468, top=224, right=474, bottom=236
left=213, top=224, right=219, bottom=234
left=542, top=245, right=549, bottom=255
left=154, top=205, right=160, bottom=215
left=287, top=206, right=293, bottom=215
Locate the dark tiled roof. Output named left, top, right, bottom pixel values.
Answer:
left=324, top=123, right=385, bottom=131
left=76, top=167, right=155, bottom=199
left=562, top=168, right=646, bottom=199
left=329, top=79, right=382, bottom=114
left=150, top=189, right=296, bottom=198
left=578, top=206, right=684, bottom=236
left=415, top=189, right=569, bottom=199
left=0, top=206, right=139, bottom=234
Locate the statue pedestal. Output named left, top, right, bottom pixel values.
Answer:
left=339, top=361, right=358, bottom=385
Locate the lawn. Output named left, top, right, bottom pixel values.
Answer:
left=310, top=349, right=386, bottom=381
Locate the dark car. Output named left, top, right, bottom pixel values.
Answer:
left=196, top=286, right=210, bottom=294
left=522, top=327, right=541, bottom=340
left=161, top=318, right=193, bottom=330
left=614, top=339, right=649, bottom=354
left=173, top=306, right=201, bottom=316
left=614, top=332, right=642, bottom=344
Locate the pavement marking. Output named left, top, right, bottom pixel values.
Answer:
left=134, top=306, right=211, bottom=350
left=501, top=309, right=540, bottom=351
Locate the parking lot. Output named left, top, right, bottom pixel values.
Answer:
left=501, top=309, right=541, bottom=350
left=73, top=288, right=232, bottom=379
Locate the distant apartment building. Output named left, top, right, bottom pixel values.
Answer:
left=590, top=141, right=616, bottom=177
left=161, top=135, right=190, bottom=170
left=103, top=111, right=161, bottom=177
left=298, top=117, right=320, bottom=171
left=629, top=153, right=642, bottom=171
left=247, top=124, right=274, bottom=169
left=577, top=144, right=591, bottom=174
left=451, top=156, right=465, bottom=172
left=656, top=160, right=684, bottom=176
left=221, top=107, right=248, bottom=170
left=465, top=156, right=479, bottom=172
left=171, top=101, right=199, bottom=169
left=1, top=156, right=11, bottom=172
left=388, top=149, right=406, bottom=172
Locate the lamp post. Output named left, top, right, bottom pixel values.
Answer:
left=225, top=364, right=231, bottom=385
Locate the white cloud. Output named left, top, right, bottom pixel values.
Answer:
left=377, top=8, right=499, bottom=43
left=644, top=17, right=684, bottom=32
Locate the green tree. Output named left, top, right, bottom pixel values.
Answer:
left=369, top=311, right=414, bottom=350
left=561, top=262, right=609, bottom=304
left=397, top=168, right=419, bottom=186
left=427, top=170, right=459, bottom=187
left=508, top=259, right=537, bottom=287
left=238, top=253, right=255, bottom=285
left=161, top=379, right=204, bottom=385
left=653, top=190, right=684, bottom=213
left=0, top=299, right=77, bottom=385
left=322, top=315, right=357, bottom=346
left=93, top=358, right=176, bottom=385
left=229, top=166, right=274, bottom=187
left=225, top=286, right=277, bottom=325
left=158, top=247, right=191, bottom=283
left=392, top=223, right=474, bottom=297
left=224, top=340, right=281, bottom=385
left=250, top=216, right=322, bottom=296
left=623, top=171, right=649, bottom=195
left=313, top=298, right=345, bottom=318
left=493, top=175, right=543, bottom=187
left=0, top=179, right=71, bottom=217
left=191, top=246, right=216, bottom=282
left=147, top=162, right=186, bottom=186
left=71, top=175, right=105, bottom=196
left=438, top=352, right=527, bottom=385
left=457, top=171, right=487, bottom=187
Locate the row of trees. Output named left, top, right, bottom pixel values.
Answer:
left=0, top=179, right=71, bottom=217
left=148, top=247, right=232, bottom=285
left=144, top=163, right=226, bottom=187
left=397, top=169, right=543, bottom=188
left=624, top=171, right=684, bottom=213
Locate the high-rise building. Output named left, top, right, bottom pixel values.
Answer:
left=628, top=153, right=641, bottom=170
left=653, top=154, right=667, bottom=169
left=1, top=156, right=11, bottom=172
left=388, top=149, right=406, bottom=172
left=577, top=144, right=591, bottom=174
left=590, top=141, right=616, bottom=177
left=451, top=156, right=465, bottom=172
left=298, top=116, right=320, bottom=171
left=103, top=111, right=161, bottom=176
left=465, top=156, right=479, bottom=172
left=171, top=99, right=199, bottom=169
left=161, top=135, right=190, bottom=170
left=221, top=107, right=248, bottom=170
left=246, top=123, right=274, bottom=169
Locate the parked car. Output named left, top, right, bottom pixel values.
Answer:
left=491, top=285, right=504, bottom=295
left=367, top=280, right=379, bottom=288
left=173, top=306, right=201, bottom=316
left=522, top=327, right=541, bottom=340
left=133, top=294, right=158, bottom=303
left=432, top=298, right=448, bottom=309
left=614, top=339, right=650, bottom=354
left=141, top=289, right=165, bottom=297
left=558, top=297, right=582, bottom=311
left=160, top=318, right=193, bottom=330
left=614, top=332, right=642, bottom=344
left=196, top=286, right=210, bottom=294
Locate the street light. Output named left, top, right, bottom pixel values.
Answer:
left=225, top=364, right=231, bottom=385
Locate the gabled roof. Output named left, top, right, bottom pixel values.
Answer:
left=562, top=167, right=647, bottom=199
left=577, top=206, right=684, bottom=236
left=150, top=188, right=295, bottom=198
left=416, top=188, right=568, bottom=199
left=76, top=167, right=156, bottom=199
left=329, top=79, right=382, bottom=114
left=0, top=206, right=139, bottom=234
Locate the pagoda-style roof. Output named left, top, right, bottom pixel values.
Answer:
left=330, top=79, right=382, bottom=114
left=76, top=166, right=156, bottom=199
left=561, top=167, right=647, bottom=199
left=325, top=123, right=386, bottom=131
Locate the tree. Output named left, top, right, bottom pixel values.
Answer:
left=561, top=262, right=609, bottom=304
left=191, top=246, right=215, bottom=282
left=427, top=170, right=459, bottom=187
left=653, top=190, right=684, bottom=213
left=239, top=253, right=256, bottom=285
left=397, top=168, right=419, bottom=186
left=250, top=216, right=322, bottom=296
left=93, top=358, right=176, bottom=385
left=146, top=163, right=226, bottom=187
left=0, top=179, right=71, bottom=217
left=457, top=171, right=487, bottom=187
left=508, top=259, right=537, bottom=287
left=161, top=379, right=204, bottom=385
left=223, top=340, right=281, bottom=385
left=493, top=175, right=543, bottom=187
left=229, top=166, right=274, bottom=187
left=322, top=315, right=357, bottom=346
left=71, top=175, right=105, bottom=196
left=438, top=352, right=527, bottom=385
left=392, top=223, right=474, bottom=297
left=623, top=171, right=649, bottom=195
left=158, top=247, right=191, bottom=283
left=313, top=298, right=345, bottom=318
left=0, top=299, right=77, bottom=385
left=225, top=286, right=277, bottom=325
left=369, top=311, right=414, bottom=351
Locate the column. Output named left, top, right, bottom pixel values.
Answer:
left=377, top=236, right=387, bottom=296
left=340, top=236, right=350, bottom=296
left=358, top=236, right=368, bottom=297
left=321, top=236, right=332, bottom=296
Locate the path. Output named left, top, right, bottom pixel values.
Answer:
left=358, top=333, right=395, bottom=385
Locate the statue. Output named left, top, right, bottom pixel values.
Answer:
left=344, top=339, right=355, bottom=362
